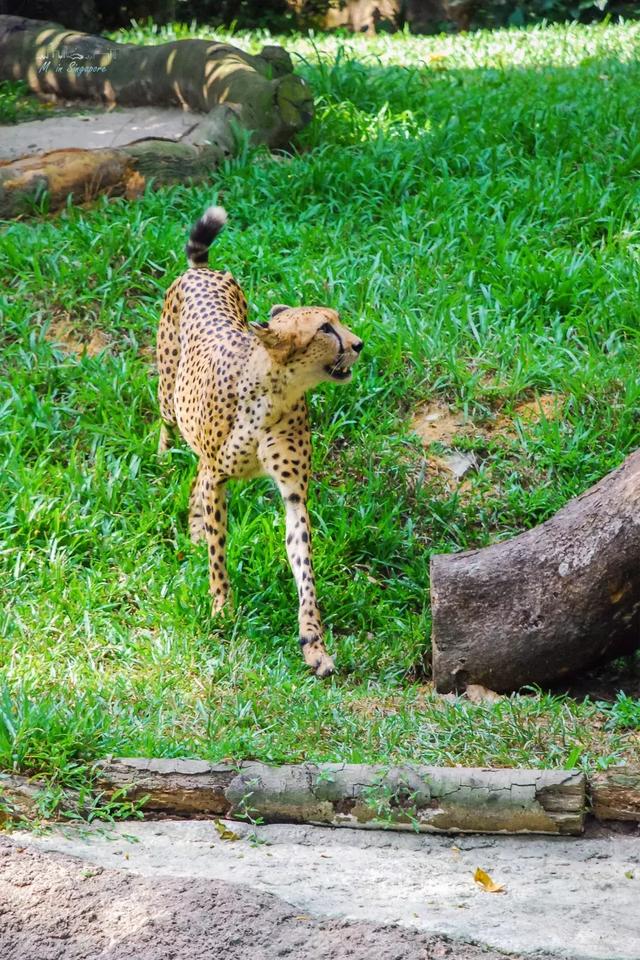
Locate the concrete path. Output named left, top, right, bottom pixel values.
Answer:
left=17, top=820, right=640, bottom=960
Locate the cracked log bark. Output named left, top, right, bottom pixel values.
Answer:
left=431, top=448, right=640, bottom=693
left=0, top=16, right=313, bottom=215
left=0, top=774, right=48, bottom=823
left=590, top=767, right=640, bottom=821
left=94, top=758, right=585, bottom=835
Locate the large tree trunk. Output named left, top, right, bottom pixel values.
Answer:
left=0, top=17, right=313, bottom=149
left=431, top=449, right=640, bottom=693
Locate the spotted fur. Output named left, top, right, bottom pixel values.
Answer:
left=157, top=206, right=363, bottom=677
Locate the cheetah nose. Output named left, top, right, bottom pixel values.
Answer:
left=353, top=340, right=364, bottom=354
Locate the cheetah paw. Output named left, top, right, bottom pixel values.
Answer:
left=211, top=595, right=231, bottom=617
left=313, top=653, right=335, bottom=678
left=301, top=637, right=335, bottom=678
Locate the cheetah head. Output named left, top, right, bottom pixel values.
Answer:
left=250, top=305, right=363, bottom=385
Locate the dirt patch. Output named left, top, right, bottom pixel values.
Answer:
left=410, top=403, right=478, bottom=485
left=411, top=394, right=566, bottom=449
left=0, top=837, right=547, bottom=960
left=410, top=394, right=565, bottom=487
left=492, top=394, right=567, bottom=436
left=348, top=694, right=402, bottom=718
left=45, top=316, right=110, bottom=358
left=411, top=403, right=471, bottom=447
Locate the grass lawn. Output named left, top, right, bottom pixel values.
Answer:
left=1, top=19, right=640, bottom=802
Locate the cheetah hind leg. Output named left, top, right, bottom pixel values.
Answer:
left=188, top=470, right=206, bottom=544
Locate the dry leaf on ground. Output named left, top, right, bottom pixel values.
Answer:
left=474, top=867, right=505, bottom=893
left=213, top=819, right=242, bottom=842
left=430, top=451, right=477, bottom=481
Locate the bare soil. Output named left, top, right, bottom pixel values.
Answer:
left=554, top=654, right=640, bottom=702
left=0, top=837, right=552, bottom=960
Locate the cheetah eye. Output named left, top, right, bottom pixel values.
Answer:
left=319, top=322, right=334, bottom=334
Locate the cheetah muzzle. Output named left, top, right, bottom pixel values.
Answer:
left=156, top=205, right=363, bottom=677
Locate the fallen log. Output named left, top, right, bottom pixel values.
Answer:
left=12, top=759, right=640, bottom=830
left=0, top=105, right=238, bottom=217
left=0, top=16, right=313, bottom=149
left=95, top=757, right=586, bottom=835
left=431, top=449, right=640, bottom=692
left=0, top=773, right=45, bottom=823
left=0, top=773, right=80, bottom=823
left=0, top=147, right=132, bottom=216
left=0, top=16, right=312, bottom=215
left=590, top=767, right=640, bottom=822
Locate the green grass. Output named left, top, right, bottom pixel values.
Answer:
left=0, top=80, right=54, bottom=125
left=1, top=20, right=639, bottom=796
left=0, top=79, right=104, bottom=126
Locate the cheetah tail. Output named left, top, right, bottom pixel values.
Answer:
left=185, top=206, right=228, bottom=268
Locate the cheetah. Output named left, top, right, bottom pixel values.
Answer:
left=157, top=206, right=363, bottom=677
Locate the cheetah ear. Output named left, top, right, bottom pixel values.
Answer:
left=250, top=322, right=278, bottom=346
left=270, top=304, right=290, bottom=319
left=250, top=323, right=294, bottom=362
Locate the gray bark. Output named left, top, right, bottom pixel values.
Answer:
left=431, top=449, right=640, bottom=693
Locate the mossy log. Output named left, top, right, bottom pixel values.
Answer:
left=94, top=757, right=586, bottom=835
left=0, top=16, right=313, bottom=148
left=0, top=16, right=312, bottom=215
left=590, top=767, right=640, bottom=821
left=431, top=449, right=640, bottom=693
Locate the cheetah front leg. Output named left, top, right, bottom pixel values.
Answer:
left=193, top=463, right=230, bottom=615
left=258, top=425, right=335, bottom=678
